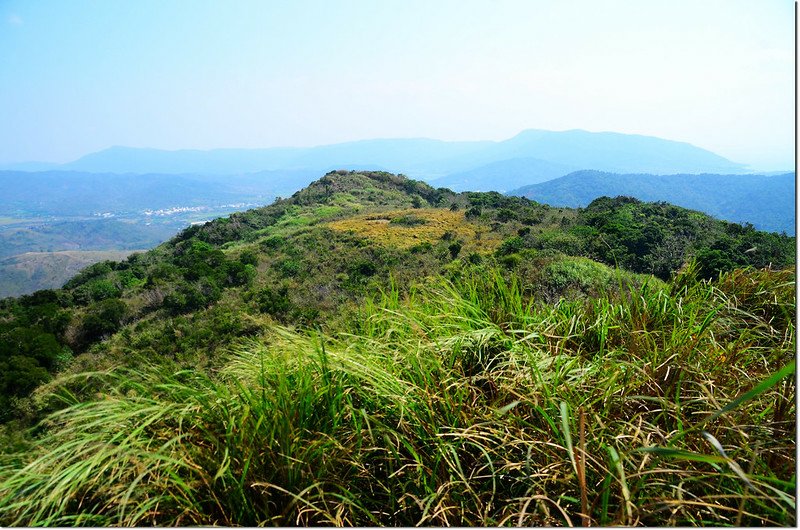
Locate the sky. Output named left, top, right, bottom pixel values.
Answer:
left=0, top=0, right=795, bottom=170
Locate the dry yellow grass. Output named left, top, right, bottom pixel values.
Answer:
left=326, top=208, right=502, bottom=252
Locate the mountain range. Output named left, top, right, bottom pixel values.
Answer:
left=3, top=129, right=749, bottom=178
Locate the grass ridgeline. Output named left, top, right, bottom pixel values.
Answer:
left=0, top=264, right=795, bottom=526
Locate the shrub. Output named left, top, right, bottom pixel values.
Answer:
left=163, top=281, right=220, bottom=315
left=389, top=215, right=427, bottom=227
left=694, top=247, right=737, bottom=280
left=0, top=327, right=62, bottom=371
left=541, top=257, right=613, bottom=297
left=260, top=235, right=284, bottom=250
left=351, top=260, right=377, bottom=278
left=88, top=279, right=122, bottom=301
left=275, top=259, right=302, bottom=278
left=534, top=231, right=584, bottom=256
left=222, top=262, right=256, bottom=287
left=495, top=208, right=516, bottom=222
left=81, top=299, right=127, bottom=343
left=250, top=286, right=293, bottom=320
left=63, top=261, right=115, bottom=289
left=448, top=241, right=462, bottom=259
left=496, top=236, right=525, bottom=256
left=465, top=206, right=482, bottom=219
left=238, top=249, right=259, bottom=266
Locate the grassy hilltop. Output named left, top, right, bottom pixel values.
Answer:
left=0, top=170, right=795, bottom=526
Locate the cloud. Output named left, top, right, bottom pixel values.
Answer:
left=8, top=14, right=23, bottom=26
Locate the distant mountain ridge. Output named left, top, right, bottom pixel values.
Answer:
left=429, top=157, right=579, bottom=192
left=55, top=139, right=491, bottom=176
left=2, top=129, right=748, bottom=179
left=509, top=170, right=796, bottom=235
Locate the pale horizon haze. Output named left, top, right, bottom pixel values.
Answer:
left=0, top=0, right=795, bottom=171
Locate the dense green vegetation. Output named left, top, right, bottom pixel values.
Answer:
left=574, top=196, right=792, bottom=279
left=0, top=171, right=794, bottom=526
left=509, top=170, right=796, bottom=235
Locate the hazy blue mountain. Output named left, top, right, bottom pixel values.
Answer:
left=0, top=161, right=60, bottom=171
left=508, top=170, right=795, bottom=234
left=59, top=139, right=492, bottom=176
left=485, top=129, right=745, bottom=174
left=424, top=129, right=746, bottom=178
left=10, top=129, right=746, bottom=178
left=60, top=146, right=301, bottom=174
left=429, top=157, right=578, bottom=192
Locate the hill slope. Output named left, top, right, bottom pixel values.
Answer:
left=509, top=170, right=796, bottom=234
left=0, top=170, right=793, bottom=409
left=0, top=171, right=794, bottom=526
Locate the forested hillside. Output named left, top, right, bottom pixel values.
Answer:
left=509, top=170, right=796, bottom=234
left=0, top=171, right=795, bottom=526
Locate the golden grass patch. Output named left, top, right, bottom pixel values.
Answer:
left=326, top=208, right=501, bottom=252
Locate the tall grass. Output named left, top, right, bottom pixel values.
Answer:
left=0, top=266, right=795, bottom=526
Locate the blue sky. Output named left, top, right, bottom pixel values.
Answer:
left=0, top=0, right=794, bottom=170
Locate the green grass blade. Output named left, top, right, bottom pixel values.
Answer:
left=560, top=401, right=577, bottom=476
left=636, top=446, right=728, bottom=466
left=704, top=361, right=795, bottom=426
